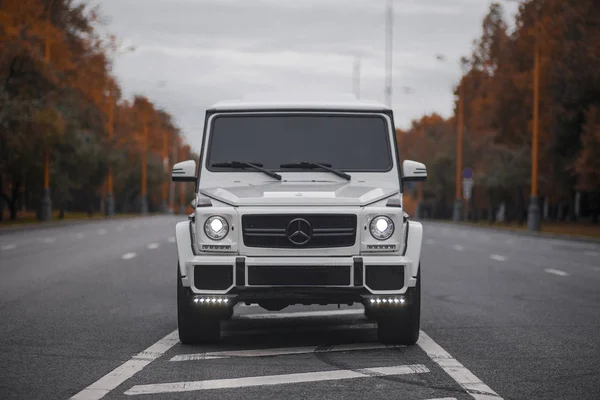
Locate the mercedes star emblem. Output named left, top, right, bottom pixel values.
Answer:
left=286, top=218, right=313, bottom=245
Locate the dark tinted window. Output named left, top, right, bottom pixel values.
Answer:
left=206, top=114, right=392, bottom=171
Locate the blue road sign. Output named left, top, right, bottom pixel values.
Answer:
left=462, top=167, right=473, bottom=179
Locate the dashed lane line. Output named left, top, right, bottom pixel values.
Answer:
left=147, top=243, right=160, bottom=249
left=169, top=342, right=402, bottom=362
left=98, top=229, right=107, bottom=235
left=1, top=244, right=17, bottom=251
left=76, top=233, right=85, bottom=239
left=123, top=365, right=430, bottom=395
left=584, top=251, right=599, bottom=256
left=69, top=330, right=179, bottom=400
left=452, top=245, right=465, bottom=252
left=544, top=268, right=570, bottom=277
left=167, top=236, right=176, bottom=243
left=43, top=237, right=56, bottom=243
left=121, top=252, right=137, bottom=260
left=489, top=255, right=507, bottom=262
left=417, top=330, right=503, bottom=399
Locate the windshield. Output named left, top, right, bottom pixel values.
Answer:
left=206, top=114, right=393, bottom=172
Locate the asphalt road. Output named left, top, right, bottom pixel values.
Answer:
left=1, top=216, right=599, bottom=400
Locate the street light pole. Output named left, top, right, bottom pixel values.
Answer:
left=140, top=113, right=149, bottom=215
left=453, top=82, right=465, bottom=221
left=106, top=85, right=115, bottom=217
left=41, top=0, right=56, bottom=222
left=527, top=14, right=541, bottom=231
left=384, top=0, right=393, bottom=107
left=179, top=145, right=185, bottom=215
left=162, top=128, right=169, bottom=213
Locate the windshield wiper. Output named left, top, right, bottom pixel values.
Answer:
left=211, top=161, right=282, bottom=181
left=280, top=161, right=351, bottom=181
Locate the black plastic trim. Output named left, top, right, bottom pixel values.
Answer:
left=235, top=257, right=246, bottom=286
left=189, top=221, right=198, bottom=255
left=353, top=257, right=363, bottom=286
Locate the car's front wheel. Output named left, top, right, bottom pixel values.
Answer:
left=177, top=264, right=221, bottom=345
left=377, top=264, right=421, bottom=345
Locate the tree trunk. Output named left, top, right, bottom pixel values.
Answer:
left=8, top=180, right=21, bottom=220
left=487, top=189, right=495, bottom=224
left=517, top=188, right=525, bottom=225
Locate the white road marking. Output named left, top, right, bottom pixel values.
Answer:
left=1, top=244, right=17, bottom=251
left=70, top=330, right=179, bottom=400
left=237, top=309, right=364, bottom=320
left=121, top=252, right=137, bottom=260
left=426, top=398, right=457, bottom=400
left=490, top=255, right=507, bottom=262
left=98, top=229, right=107, bottom=235
left=43, top=237, right=55, bottom=243
left=147, top=243, right=160, bottom=249
left=167, top=236, right=176, bottom=243
left=584, top=251, right=599, bottom=256
left=76, top=233, right=85, bottom=239
left=117, top=226, right=124, bottom=232
left=544, top=268, right=570, bottom=277
left=418, top=330, right=502, bottom=399
left=506, top=239, right=515, bottom=245
left=170, top=342, right=401, bottom=362
left=425, top=239, right=436, bottom=245
left=452, top=245, right=465, bottom=252
left=124, top=364, right=430, bottom=395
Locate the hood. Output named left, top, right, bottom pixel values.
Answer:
left=200, top=181, right=398, bottom=207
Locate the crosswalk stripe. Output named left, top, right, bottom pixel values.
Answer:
left=70, top=330, right=179, bottom=400
left=418, top=331, right=502, bottom=399
left=170, top=342, right=402, bottom=362
left=124, top=364, right=430, bottom=395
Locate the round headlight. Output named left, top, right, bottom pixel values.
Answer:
left=370, top=216, right=394, bottom=240
left=204, top=216, right=229, bottom=240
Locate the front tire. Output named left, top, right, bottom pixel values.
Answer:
left=177, top=264, right=221, bottom=345
left=377, top=264, right=421, bottom=345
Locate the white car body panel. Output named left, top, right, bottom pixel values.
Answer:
left=174, top=96, right=426, bottom=305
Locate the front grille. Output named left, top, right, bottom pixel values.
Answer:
left=248, top=265, right=351, bottom=286
left=365, top=265, right=405, bottom=290
left=242, top=214, right=357, bottom=248
left=194, top=265, right=233, bottom=290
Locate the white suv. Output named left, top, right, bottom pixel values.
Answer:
left=172, top=96, right=427, bottom=345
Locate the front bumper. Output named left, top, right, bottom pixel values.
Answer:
left=175, top=219, right=423, bottom=304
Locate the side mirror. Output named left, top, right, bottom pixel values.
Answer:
left=172, top=160, right=197, bottom=182
left=402, top=160, right=427, bottom=182
left=190, top=199, right=197, bottom=208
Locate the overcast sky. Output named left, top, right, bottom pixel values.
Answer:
left=96, top=0, right=518, bottom=151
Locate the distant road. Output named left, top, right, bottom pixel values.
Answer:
left=0, top=217, right=598, bottom=399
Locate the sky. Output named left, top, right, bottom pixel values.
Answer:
left=95, top=0, right=519, bottom=152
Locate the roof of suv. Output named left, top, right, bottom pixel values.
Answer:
left=207, top=94, right=391, bottom=112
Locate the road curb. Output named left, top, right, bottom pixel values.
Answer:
left=422, top=219, right=600, bottom=245
left=0, top=214, right=166, bottom=235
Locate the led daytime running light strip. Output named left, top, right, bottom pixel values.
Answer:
left=193, top=297, right=230, bottom=304
left=369, top=297, right=405, bottom=304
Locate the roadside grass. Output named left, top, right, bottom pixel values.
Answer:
left=454, top=219, right=600, bottom=240
left=0, top=211, right=152, bottom=228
